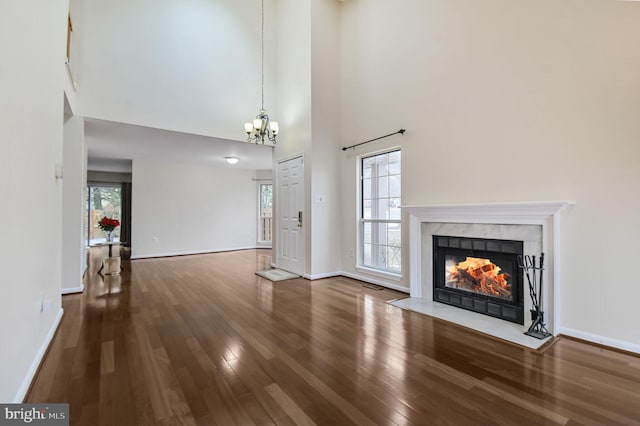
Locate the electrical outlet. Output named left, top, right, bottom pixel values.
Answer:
left=349, top=248, right=354, bottom=257
left=41, top=299, right=52, bottom=313
left=153, top=236, right=159, bottom=244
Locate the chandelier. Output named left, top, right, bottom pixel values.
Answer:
left=244, top=0, right=278, bottom=144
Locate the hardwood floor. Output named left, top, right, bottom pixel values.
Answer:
left=27, top=249, right=640, bottom=425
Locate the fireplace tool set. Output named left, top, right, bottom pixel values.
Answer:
left=517, top=253, right=552, bottom=339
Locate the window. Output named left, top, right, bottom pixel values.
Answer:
left=85, top=184, right=122, bottom=246
left=360, top=150, right=401, bottom=274
left=259, top=183, right=273, bottom=242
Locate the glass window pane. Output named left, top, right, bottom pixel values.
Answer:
left=376, top=154, right=389, bottom=176
left=387, top=246, right=401, bottom=272
left=374, top=222, right=387, bottom=245
left=377, top=198, right=390, bottom=219
left=377, top=176, right=389, bottom=198
left=389, top=151, right=401, bottom=175
left=378, top=244, right=387, bottom=269
left=389, top=198, right=401, bottom=219
left=363, top=200, right=372, bottom=219
left=363, top=243, right=372, bottom=265
left=362, top=178, right=372, bottom=200
left=388, top=222, right=402, bottom=247
left=370, top=244, right=383, bottom=268
left=389, top=175, right=401, bottom=198
left=363, top=157, right=375, bottom=179
left=363, top=222, right=372, bottom=243
left=260, top=184, right=273, bottom=213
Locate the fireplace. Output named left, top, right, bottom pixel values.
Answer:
left=402, top=202, right=572, bottom=346
left=433, top=235, right=524, bottom=324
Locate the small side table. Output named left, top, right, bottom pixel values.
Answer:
left=95, top=242, right=125, bottom=275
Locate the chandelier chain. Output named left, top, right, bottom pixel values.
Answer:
left=261, top=0, right=264, bottom=110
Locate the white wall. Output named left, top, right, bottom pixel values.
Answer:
left=274, top=0, right=312, bottom=160
left=272, top=0, right=344, bottom=278
left=339, top=0, right=640, bottom=348
left=0, top=0, right=68, bottom=402
left=132, top=159, right=259, bottom=258
left=309, top=0, right=342, bottom=277
left=74, top=0, right=277, bottom=142
left=255, top=170, right=273, bottom=181
left=273, top=0, right=313, bottom=275
left=62, top=114, right=87, bottom=294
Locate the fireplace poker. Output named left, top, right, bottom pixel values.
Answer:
left=532, top=255, right=537, bottom=309
left=538, top=253, right=545, bottom=316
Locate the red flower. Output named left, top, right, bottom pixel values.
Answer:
left=98, top=216, right=120, bottom=232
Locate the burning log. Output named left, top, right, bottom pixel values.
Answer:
left=455, top=268, right=480, bottom=288
left=476, top=263, right=496, bottom=274
left=446, top=256, right=512, bottom=299
left=486, top=279, right=511, bottom=297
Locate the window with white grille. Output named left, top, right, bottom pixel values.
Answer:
left=360, top=150, right=401, bottom=274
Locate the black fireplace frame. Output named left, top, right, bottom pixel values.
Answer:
left=433, top=235, right=524, bottom=324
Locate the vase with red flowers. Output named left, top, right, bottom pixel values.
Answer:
left=98, top=216, right=120, bottom=242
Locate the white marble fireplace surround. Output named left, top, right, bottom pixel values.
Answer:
left=399, top=201, right=573, bottom=349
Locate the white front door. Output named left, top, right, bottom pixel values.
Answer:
left=276, top=156, right=304, bottom=275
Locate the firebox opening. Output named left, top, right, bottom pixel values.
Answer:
left=445, top=256, right=513, bottom=301
left=433, top=236, right=524, bottom=324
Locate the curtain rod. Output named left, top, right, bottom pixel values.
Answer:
left=341, top=129, right=405, bottom=151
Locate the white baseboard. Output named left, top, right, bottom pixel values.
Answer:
left=300, top=270, right=410, bottom=294
left=303, top=271, right=341, bottom=280
left=61, top=285, right=84, bottom=295
left=339, top=271, right=411, bottom=294
left=14, top=308, right=64, bottom=402
left=557, top=327, right=640, bottom=355
left=131, top=246, right=260, bottom=260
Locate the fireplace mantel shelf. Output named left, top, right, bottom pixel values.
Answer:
left=402, top=201, right=575, bottom=222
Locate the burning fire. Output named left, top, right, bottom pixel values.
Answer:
left=446, top=257, right=512, bottom=298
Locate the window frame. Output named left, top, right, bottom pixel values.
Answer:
left=357, top=148, right=402, bottom=278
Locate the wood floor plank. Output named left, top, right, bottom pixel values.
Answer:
left=264, top=383, right=316, bottom=426
left=24, top=248, right=640, bottom=425
left=133, top=323, right=172, bottom=421
left=100, top=341, right=115, bottom=375
left=123, top=325, right=155, bottom=425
